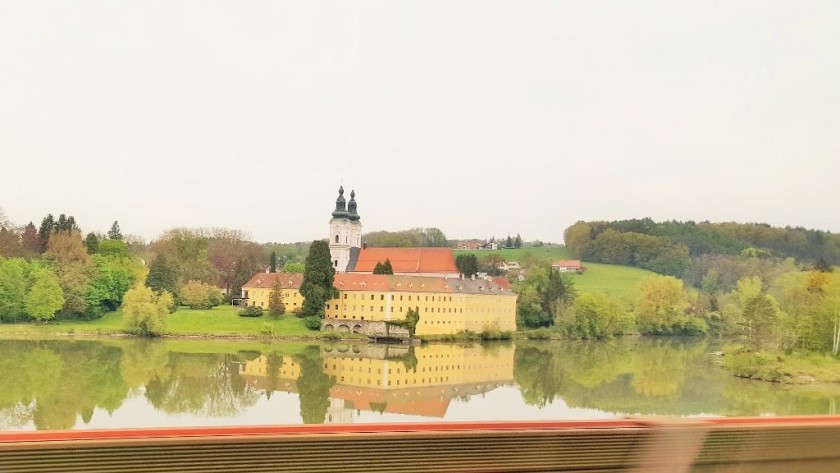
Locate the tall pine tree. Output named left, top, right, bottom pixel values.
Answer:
left=299, top=240, right=338, bottom=318
left=108, top=221, right=123, bottom=240
left=38, top=214, right=55, bottom=253
left=145, top=254, right=178, bottom=301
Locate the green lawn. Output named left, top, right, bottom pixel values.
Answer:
left=0, top=305, right=319, bottom=338
left=454, top=246, right=654, bottom=301
left=567, top=262, right=657, bottom=301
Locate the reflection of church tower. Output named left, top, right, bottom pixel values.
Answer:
left=329, top=186, right=362, bottom=272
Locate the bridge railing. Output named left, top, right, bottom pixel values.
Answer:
left=2, top=417, right=840, bottom=472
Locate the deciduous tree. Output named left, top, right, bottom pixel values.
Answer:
left=25, top=267, right=64, bottom=322
left=45, top=230, right=93, bottom=317
left=123, top=285, right=173, bottom=336
left=180, top=281, right=221, bottom=309
left=0, top=258, right=31, bottom=322
left=634, top=275, right=689, bottom=334
left=0, top=228, right=24, bottom=258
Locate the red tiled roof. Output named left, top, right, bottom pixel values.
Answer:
left=243, top=272, right=515, bottom=296
left=492, top=277, right=511, bottom=290
left=242, top=272, right=303, bottom=289
left=353, top=248, right=457, bottom=274
left=334, top=274, right=453, bottom=293
left=552, top=259, right=582, bottom=268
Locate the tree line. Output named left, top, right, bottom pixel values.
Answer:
left=361, top=227, right=449, bottom=247
left=565, top=219, right=840, bottom=273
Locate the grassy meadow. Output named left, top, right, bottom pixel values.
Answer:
left=566, top=263, right=658, bottom=301
left=454, top=246, right=655, bottom=301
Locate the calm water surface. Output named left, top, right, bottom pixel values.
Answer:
left=2, top=337, right=839, bottom=431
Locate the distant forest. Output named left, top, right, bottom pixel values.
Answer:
left=565, top=219, right=840, bottom=279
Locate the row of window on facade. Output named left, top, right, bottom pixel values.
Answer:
left=339, top=376, right=451, bottom=386
left=343, top=293, right=455, bottom=302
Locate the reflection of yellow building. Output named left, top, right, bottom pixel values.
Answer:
left=242, top=273, right=516, bottom=336
left=239, top=344, right=514, bottom=420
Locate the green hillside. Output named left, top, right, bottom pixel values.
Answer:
left=566, top=263, right=657, bottom=301
left=453, top=246, right=653, bottom=301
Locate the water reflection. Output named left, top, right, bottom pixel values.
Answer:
left=0, top=337, right=839, bottom=431
left=239, top=344, right=514, bottom=423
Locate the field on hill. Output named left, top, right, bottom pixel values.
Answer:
left=566, top=263, right=657, bottom=301
left=454, top=246, right=655, bottom=301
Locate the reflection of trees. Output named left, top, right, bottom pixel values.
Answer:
left=514, top=346, right=567, bottom=407
left=0, top=340, right=128, bottom=430
left=514, top=338, right=744, bottom=416
left=120, top=339, right=171, bottom=391
left=145, top=353, right=258, bottom=417
left=265, top=353, right=284, bottom=399
left=295, top=346, right=335, bottom=424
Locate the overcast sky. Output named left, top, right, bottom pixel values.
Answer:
left=1, top=1, right=838, bottom=244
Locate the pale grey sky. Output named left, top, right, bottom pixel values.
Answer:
left=1, top=1, right=838, bottom=244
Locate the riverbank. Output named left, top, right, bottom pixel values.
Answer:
left=0, top=305, right=365, bottom=341
left=723, top=348, right=840, bottom=384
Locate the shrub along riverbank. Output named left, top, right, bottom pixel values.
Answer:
left=0, top=305, right=345, bottom=339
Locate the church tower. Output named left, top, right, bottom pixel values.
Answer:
left=329, top=186, right=362, bottom=272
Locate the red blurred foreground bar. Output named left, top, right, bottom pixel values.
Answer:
left=1, top=417, right=840, bottom=472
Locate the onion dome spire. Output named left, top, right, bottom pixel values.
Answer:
left=331, top=186, right=348, bottom=218
left=348, top=189, right=360, bottom=221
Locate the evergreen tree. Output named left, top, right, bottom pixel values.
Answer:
left=514, top=233, right=523, bottom=248
left=268, top=279, right=286, bottom=316
left=107, top=221, right=123, bottom=240
left=57, top=214, right=68, bottom=232
left=541, top=269, right=575, bottom=325
left=299, top=240, right=338, bottom=318
left=21, top=222, right=40, bottom=255
left=815, top=258, right=834, bottom=273
left=145, top=254, right=178, bottom=301
left=373, top=259, right=394, bottom=275
left=455, top=254, right=479, bottom=278
left=269, top=251, right=278, bottom=273
left=506, top=235, right=513, bottom=248
left=84, top=232, right=100, bottom=254
left=37, top=214, right=55, bottom=252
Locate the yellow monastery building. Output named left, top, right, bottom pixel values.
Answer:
left=241, top=187, right=517, bottom=336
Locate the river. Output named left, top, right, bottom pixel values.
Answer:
left=1, top=337, right=839, bottom=431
